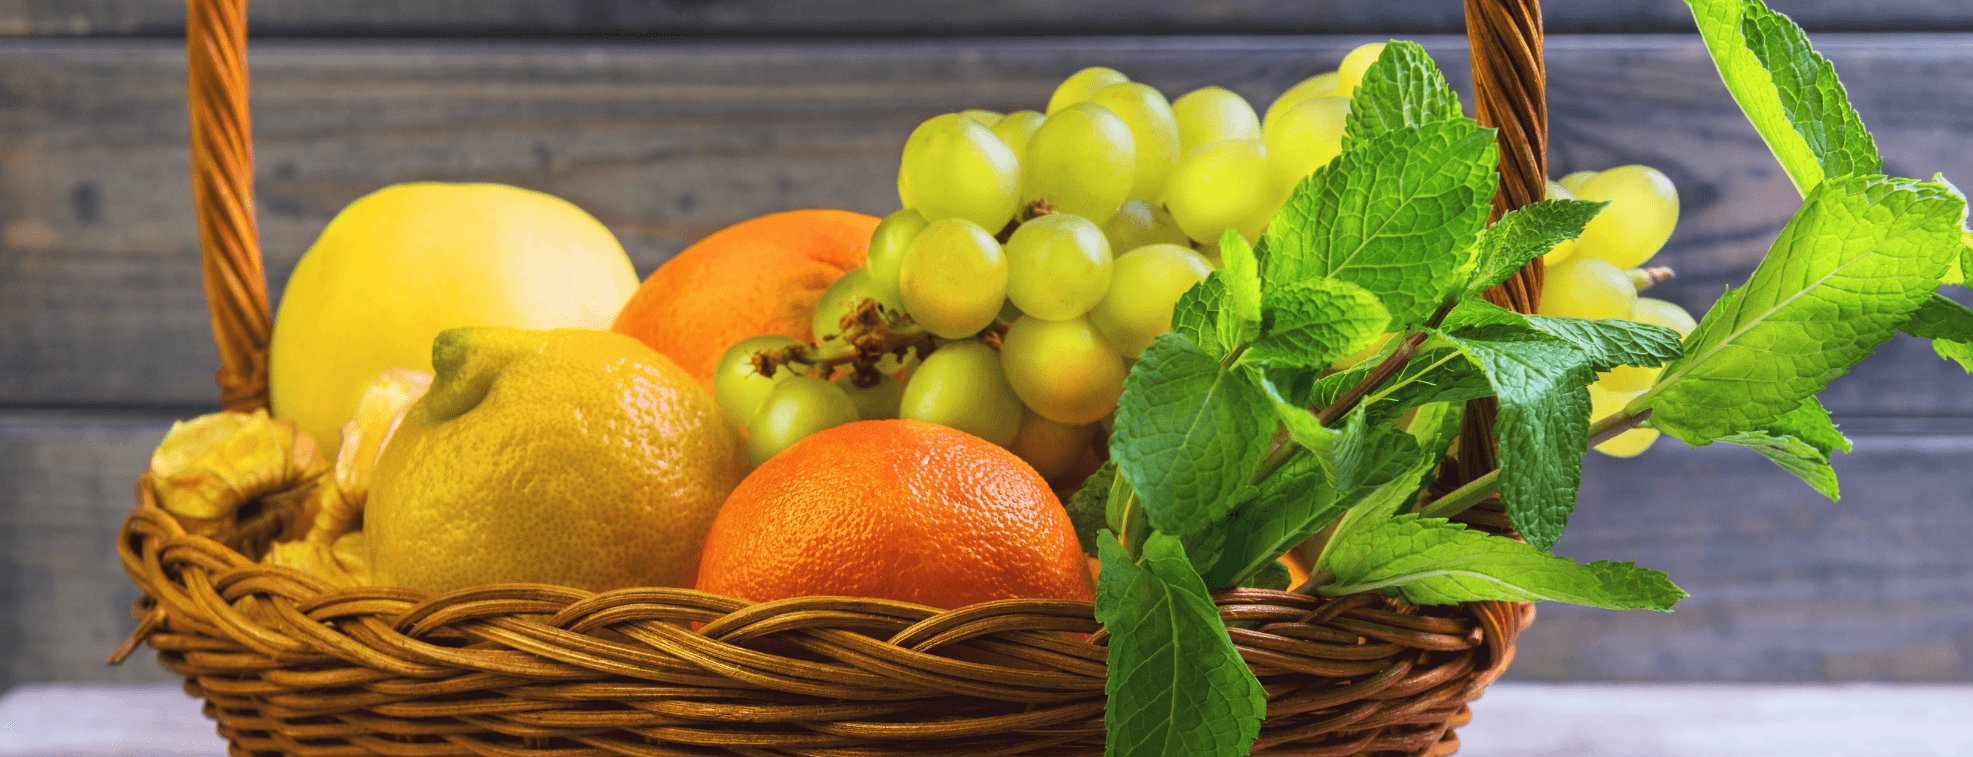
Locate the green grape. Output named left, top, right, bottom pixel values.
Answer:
left=992, top=110, right=1047, bottom=206
left=1574, top=165, right=1679, bottom=269
left=1002, top=315, right=1127, bottom=425
left=1005, top=213, right=1114, bottom=320
left=1539, top=256, right=1637, bottom=321
left=812, top=269, right=875, bottom=350
left=1263, top=71, right=1340, bottom=135
left=1264, top=95, right=1350, bottom=197
left=1090, top=82, right=1181, bottom=202
left=1589, top=385, right=1659, bottom=458
left=866, top=209, right=928, bottom=311
left=898, top=218, right=1009, bottom=339
left=1558, top=170, right=1598, bottom=195
left=958, top=109, right=1004, bottom=126
left=897, top=340, right=1023, bottom=447
left=1336, top=42, right=1389, bottom=97
left=1597, top=297, right=1698, bottom=393
left=1331, top=332, right=1394, bottom=371
left=712, top=334, right=804, bottom=427
left=1047, top=66, right=1130, bottom=115
left=748, top=375, right=861, bottom=466
left=898, top=113, right=1022, bottom=233
left=1543, top=180, right=1581, bottom=264
left=1024, top=102, right=1136, bottom=225
left=1171, top=86, right=1261, bottom=156
left=835, top=371, right=905, bottom=421
left=1163, top=139, right=1279, bottom=244
left=1089, top=243, right=1214, bottom=358
left=896, top=166, right=916, bottom=209
left=1101, top=199, right=1190, bottom=253
left=1009, top=410, right=1099, bottom=480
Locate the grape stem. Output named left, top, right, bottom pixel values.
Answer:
left=751, top=298, right=937, bottom=387
left=1414, top=406, right=1655, bottom=521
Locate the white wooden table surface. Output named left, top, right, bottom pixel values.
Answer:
left=2, top=682, right=1969, bottom=757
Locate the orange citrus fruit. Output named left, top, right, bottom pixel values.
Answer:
left=367, top=327, right=749, bottom=593
left=612, top=209, right=880, bottom=390
left=696, top=420, right=1094, bottom=609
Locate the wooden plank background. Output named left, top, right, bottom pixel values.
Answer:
left=1, top=3, right=1970, bottom=690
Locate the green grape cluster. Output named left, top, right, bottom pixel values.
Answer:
left=1536, top=164, right=1690, bottom=458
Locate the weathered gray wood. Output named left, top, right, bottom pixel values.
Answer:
left=2, top=0, right=1970, bottom=37
left=3, top=34, right=1970, bottom=414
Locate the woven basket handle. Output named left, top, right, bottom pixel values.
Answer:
left=188, top=0, right=272, bottom=413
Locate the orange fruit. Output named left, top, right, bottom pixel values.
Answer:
left=696, top=420, right=1094, bottom=609
left=367, top=327, right=749, bottom=593
left=613, top=210, right=880, bottom=390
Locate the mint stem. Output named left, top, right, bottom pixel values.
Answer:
left=1415, top=407, right=1655, bottom=520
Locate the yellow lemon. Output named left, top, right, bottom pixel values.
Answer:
left=366, top=327, right=749, bottom=593
left=269, top=183, right=639, bottom=456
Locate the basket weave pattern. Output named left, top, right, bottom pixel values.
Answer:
left=116, top=0, right=1554, bottom=754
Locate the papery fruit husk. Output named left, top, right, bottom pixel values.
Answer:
left=148, top=409, right=327, bottom=560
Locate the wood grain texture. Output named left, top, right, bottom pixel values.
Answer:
left=3, top=0, right=1973, bottom=37
left=2, top=34, right=1972, bottom=414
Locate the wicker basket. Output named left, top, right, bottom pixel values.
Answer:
left=115, top=0, right=1553, bottom=754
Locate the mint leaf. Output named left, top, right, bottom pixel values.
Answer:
left=1313, top=401, right=1466, bottom=571
left=1900, top=291, right=1973, bottom=373
left=1247, top=561, right=1292, bottom=591
left=1333, top=405, right=1424, bottom=502
left=1112, top=334, right=1272, bottom=534
left=1686, top=0, right=1878, bottom=196
left=1064, top=462, right=1118, bottom=556
left=1766, top=396, right=1852, bottom=458
left=1644, top=175, right=1964, bottom=444
left=1201, top=450, right=1339, bottom=588
left=1173, top=273, right=1228, bottom=357
left=1438, top=323, right=1595, bottom=551
left=1716, top=430, right=1840, bottom=501
left=1096, top=531, right=1266, bottom=757
left=1248, top=365, right=1337, bottom=455
left=1321, top=514, right=1687, bottom=610
left=1244, top=278, right=1390, bottom=369
left=1218, top=227, right=1263, bottom=325
left=1442, top=299, right=1683, bottom=373
left=1263, top=119, right=1498, bottom=325
left=1464, top=199, right=1607, bottom=300
left=1343, top=40, right=1462, bottom=149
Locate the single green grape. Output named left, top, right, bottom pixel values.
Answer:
left=1005, top=213, right=1114, bottom=321
left=1597, top=297, right=1698, bottom=393
left=748, top=375, right=861, bottom=466
left=1089, top=82, right=1181, bottom=202
left=1100, top=199, right=1190, bottom=254
left=898, top=113, right=1022, bottom=233
left=712, top=334, right=804, bottom=427
left=1163, top=139, right=1279, bottom=244
left=1542, top=180, right=1581, bottom=264
left=834, top=371, right=905, bottom=421
left=1009, top=410, right=1099, bottom=481
left=1262, top=71, right=1340, bottom=135
left=958, top=109, right=1004, bottom=127
left=897, top=340, right=1023, bottom=447
left=991, top=110, right=1047, bottom=155
left=898, top=218, right=1009, bottom=339
left=1589, top=385, right=1659, bottom=458
left=1264, top=95, right=1350, bottom=197
left=1171, top=86, right=1262, bottom=156
left=1558, top=170, right=1599, bottom=195
left=1574, top=164, right=1679, bottom=269
left=1089, top=243, right=1214, bottom=358
left=1024, top=102, right=1136, bottom=225
left=1336, top=42, right=1389, bottom=97
left=866, top=209, right=928, bottom=311
left=1001, top=315, right=1127, bottom=425
left=1539, top=256, right=1637, bottom=321
left=812, top=269, right=875, bottom=350
left=1046, top=67, right=1130, bottom=115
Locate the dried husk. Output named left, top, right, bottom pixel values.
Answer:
left=148, top=409, right=327, bottom=559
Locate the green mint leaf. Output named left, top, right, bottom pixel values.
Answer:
left=1096, top=531, right=1266, bottom=757
left=1333, top=405, right=1424, bottom=498
left=1343, top=40, right=1463, bottom=149
left=1218, top=227, right=1263, bottom=325
left=1686, top=0, right=1879, bottom=196
left=1900, top=291, right=1973, bottom=373
left=1264, top=119, right=1498, bottom=325
left=1442, top=299, right=1684, bottom=372
left=1437, top=323, right=1595, bottom=551
left=1201, top=447, right=1339, bottom=589
left=1064, top=462, right=1118, bottom=556
left=1246, top=561, right=1292, bottom=591
left=1463, top=199, right=1607, bottom=300
left=1321, top=515, right=1688, bottom=610
left=1645, top=175, right=1965, bottom=444
left=1312, top=400, right=1467, bottom=573
left=1172, top=273, right=1228, bottom=357
left=1244, top=278, right=1390, bottom=369
left=1950, top=232, right=1972, bottom=287
left=1112, top=334, right=1273, bottom=535
left=1715, top=430, right=1841, bottom=501
left=1330, top=344, right=1493, bottom=424
left=1766, top=396, right=1852, bottom=458
left=1247, top=365, right=1338, bottom=457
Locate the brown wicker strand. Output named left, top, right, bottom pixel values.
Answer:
left=187, top=0, right=273, bottom=413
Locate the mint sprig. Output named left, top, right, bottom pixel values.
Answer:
left=1321, top=515, right=1687, bottom=610
left=1110, top=334, right=1271, bottom=535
